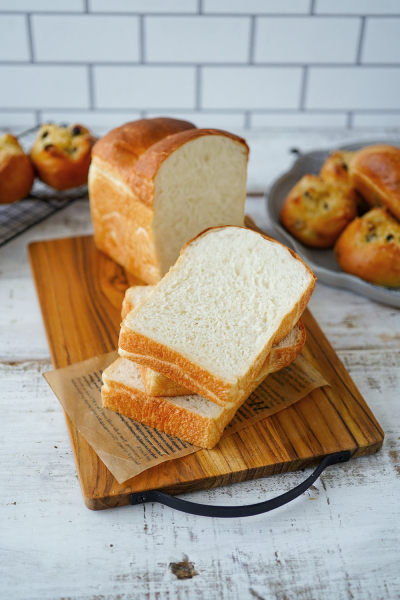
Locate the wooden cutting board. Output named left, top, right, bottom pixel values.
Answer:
left=28, top=230, right=384, bottom=510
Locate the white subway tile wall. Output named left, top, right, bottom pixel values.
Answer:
left=0, top=1, right=399, bottom=132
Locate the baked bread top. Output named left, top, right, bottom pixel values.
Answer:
left=320, top=150, right=355, bottom=185
left=31, top=123, right=95, bottom=161
left=280, top=174, right=358, bottom=248
left=350, top=144, right=400, bottom=221
left=92, top=117, right=196, bottom=189
left=0, top=133, right=35, bottom=203
left=0, top=133, right=26, bottom=160
left=91, top=118, right=249, bottom=208
left=30, top=123, right=96, bottom=190
left=334, top=207, right=400, bottom=288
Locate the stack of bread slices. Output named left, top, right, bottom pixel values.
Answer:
left=101, top=226, right=316, bottom=449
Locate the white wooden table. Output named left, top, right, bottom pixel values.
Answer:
left=1, top=131, right=400, bottom=600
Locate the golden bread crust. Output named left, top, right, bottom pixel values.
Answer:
left=103, top=319, right=305, bottom=449
left=350, top=144, right=400, bottom=221
left=132, top=317, right=305, bottom=397
left=280, top=174, right=359, bottom=248
left=334, top=207, right=400, bottom=287
left=119, top=226, right=315, bottom=406
left=0, top=133, right=34, bottom=203
left=139, top=364, right=193, bottom=397
left=320, top=150, right=355, bottom=184
left=89, top=164, right=161, bottom=283
left=30, top=123, right=96, bottom=190
left=91, top=117, right=196, bottom=190
left=102, top=380, right=236, bottom=449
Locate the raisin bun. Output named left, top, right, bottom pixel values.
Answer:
left=0, top=133, right=34, bottom=203
left=320, top=150, right=355, bottom=185
left=334, top=207, right=400, bottom=288
left=280, top=174, right=359, bottom=248
left=349, top=144, right=400, bottom=221
left=30, top=124, right=96, bottom=190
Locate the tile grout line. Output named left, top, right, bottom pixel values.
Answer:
left=299, top=66, right=308, bottom=111
left=347, top=112, right=353, bottom=128
left=356, top=16, right=366, bottom=64
left=140, top=15, right=145, bottom=63
left=195, top=65, right=202, bottom=111
left=248, top=15, right=256, bottom=64
left=26, top=13, right=34, bottom=62
left=88, top=64, right=95, bottom=110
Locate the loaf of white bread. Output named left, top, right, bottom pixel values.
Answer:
left=119, top=226, right=316, bottom=408
left=89, top=118, right=249, bottom=284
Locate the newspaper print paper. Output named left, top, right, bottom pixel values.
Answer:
left=44, top=351, right=328, bottom=483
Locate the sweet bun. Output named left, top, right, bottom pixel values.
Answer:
left=0, top=133, right=34, bottom=203
left=334, top=207, right=400, bottom=288
left=320, top=150, right=355, bottom=185
left=30, top=123, right=96, bottom=190
left=350, top=145, right=400, bottom=221
left=280, top=174, right=358, bottom=248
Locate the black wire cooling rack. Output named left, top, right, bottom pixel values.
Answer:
left=0, top=125, right=89, bottom=247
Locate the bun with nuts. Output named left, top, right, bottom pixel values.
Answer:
left=280, top=174, right=358, bottom=248
left=30, top=123, right=96, bottom=190
left=334, top=207, right=400, bottom=288
left=349, top=144, right=400, bottom=221
left=0, top=133, right=34, bottom=203
left=320, top=150, right=355, bottom=185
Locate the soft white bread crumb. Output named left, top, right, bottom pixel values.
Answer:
left=121, top=285, right=155, bottom=321
left=152, top=135, right=247, bottom=274
left=119, top=226, right=315, bottom=406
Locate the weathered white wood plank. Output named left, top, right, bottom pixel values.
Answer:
left=0, top=350, right=398, bottom=600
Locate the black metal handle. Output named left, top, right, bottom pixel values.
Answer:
left=130, top=451, right=351, bottom=518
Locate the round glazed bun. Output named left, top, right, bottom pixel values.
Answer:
left=30, top=123, right=96, bottom=190
left=280, top=174, right=359, bottom=248
left=334, top=207, right=400, bottom=288
left=0, top=133, right=34, bottom=204
left=320, top=150, right=355, bottom=185
left=350, top=144, right=400, bottom=221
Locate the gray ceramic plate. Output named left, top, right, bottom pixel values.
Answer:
left=266, top=140, right=400, bottom=308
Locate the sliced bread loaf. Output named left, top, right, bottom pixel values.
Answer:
left=103, top=316, right=303, bottom=449
left=119, top=226, right=315, bottom=407
left=89, top=119, right=249, bottom=284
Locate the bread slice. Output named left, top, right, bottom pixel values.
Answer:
left=139, top=319, right=305, bottom=396
left=119, top=226, right=316, bottom=407
left=103, top=317, right=304, bottom=449
left=89, top=118, right=249, bottom=284
left=121, top=284, right=305, bottom=397
left=121, top=285, right=155, bottom=321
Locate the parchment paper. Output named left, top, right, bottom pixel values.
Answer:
left=44, top=352, right=328, bottom=484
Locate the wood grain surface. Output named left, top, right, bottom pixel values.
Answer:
left=28, top=233, right=384, bottom=511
